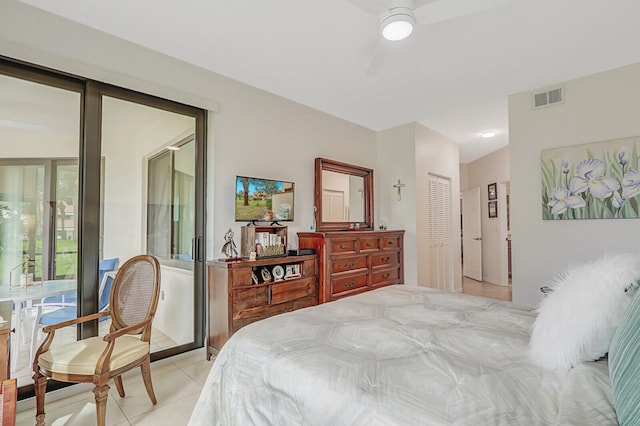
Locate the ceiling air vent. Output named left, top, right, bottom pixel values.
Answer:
left=533, top=87, right=564, bottom=110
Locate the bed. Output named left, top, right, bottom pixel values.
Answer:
left=189, top=284, right=630, bottom=425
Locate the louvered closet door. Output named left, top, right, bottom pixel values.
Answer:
left=427, top=174, right=453, bottom=291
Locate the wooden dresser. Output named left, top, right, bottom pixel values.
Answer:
left=0, top=301, right=12, bottom=382
left=206, top=254, right=318, bottom=358
left=297, top=230, right=404, bottom=304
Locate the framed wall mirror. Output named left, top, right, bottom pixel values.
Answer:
left=314, top=157, right=374, bottom=231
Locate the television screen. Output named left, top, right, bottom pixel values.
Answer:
left=235, top=176, right=294, bottom=222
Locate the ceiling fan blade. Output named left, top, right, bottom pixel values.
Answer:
left=365, top=39, right=389, bottom=76
left=346, top=0, right=388, bottom=16
left=414, top=0, right=515, bottom=25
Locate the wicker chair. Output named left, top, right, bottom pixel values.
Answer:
left=32, top=255, right=161, bottom=426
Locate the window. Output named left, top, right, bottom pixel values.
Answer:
left=147, top=136, right=195, bottom=262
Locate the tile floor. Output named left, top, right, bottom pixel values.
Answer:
left=461, top=275, right=512, bottom=302
left=16, top=347, right=213, bottom=426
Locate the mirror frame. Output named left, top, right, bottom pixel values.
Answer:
left=314, top=157, right=374, bottom=232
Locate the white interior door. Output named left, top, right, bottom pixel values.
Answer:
left=322, top=190, right=345, bottom=221
left=462, top=187, right=483, bottom=281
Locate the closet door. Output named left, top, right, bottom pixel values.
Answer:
left=427, top=174, right=453, bottom=291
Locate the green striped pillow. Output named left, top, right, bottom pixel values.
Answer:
left=609, top=286, right=640, bottom=426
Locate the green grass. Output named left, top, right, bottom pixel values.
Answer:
left=236, top=199, right=270, bottom=220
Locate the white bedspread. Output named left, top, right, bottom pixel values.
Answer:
left=189, top=285, right=617, bottom=425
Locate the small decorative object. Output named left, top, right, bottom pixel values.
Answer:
left=284, top=264, right=301, bottom=279
left=541, top=136, right=640, bottom=220
left=251, top=271, right=259, bottom=285
left=272, top=265, right=285, bottom=281
left=393, top=179, right=406, bottom=201
left=311, top=206, right=317, bottom=231
left=10, top=255, right=42, bottom=290
left=249, top=251, right=257, bottom=261
left=488, top=201, right=498, bottom=218
left=488, top=182, right=497, bottom=200
left=261, top=267, right=272, bottom=282
left=220, top=228, right=239, bottom=260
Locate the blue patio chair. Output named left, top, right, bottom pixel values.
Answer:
left=29, top=258, right=119, bottom=364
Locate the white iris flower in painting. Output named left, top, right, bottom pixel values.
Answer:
left=548, top=186, right=586, bottom=215
left=612, top=191, right=623, bottom=209
left=569, top=158, right=620, bottom=199
left=621, top=169, right=640, bottom=199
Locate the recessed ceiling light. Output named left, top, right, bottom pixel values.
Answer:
left=481, top=131, right=496, bottom=138
left=166, top=146, right=180, bottom=151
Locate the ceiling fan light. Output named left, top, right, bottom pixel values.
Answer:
left=381, top=11, right=415, bottom=41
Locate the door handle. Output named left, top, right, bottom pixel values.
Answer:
left=473, top=237, right=482, bottom=241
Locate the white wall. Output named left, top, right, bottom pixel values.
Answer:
left=415, top=124, right=462, bottom=292
left=376, top=123, right=462, bottom=290
left=510, top=61, right=640, bottom=307
left=462, top=146, right=510, bottom=285
left=377, top=124, right=418, bottom=286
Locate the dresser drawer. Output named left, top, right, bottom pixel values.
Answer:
left=371, top=252, right=399, bottom=268
left=271, top=277, right=316, bottom=305
left=233, top=286, right=268, bottom=310
left=371, top=267, right=400, bottom=286
left=331, top=255, right=367, bottom=274
left=381, top=235, right=401, bottom=250
left=330, top=239, right=357, bottom=254
left=331, top=273, right=368, bottom=296
left=231, top=268, right=253, bottom=288
left=358, top=237, right=379, bottom=252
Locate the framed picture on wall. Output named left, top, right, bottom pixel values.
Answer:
left=488, top=201, right=498, bottom=218
left=488, top=182, right=497, bottom=200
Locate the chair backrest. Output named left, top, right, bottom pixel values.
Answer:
left=98, top=258, right=119, bottom=288
left=109, top=255, right=160, bottom=341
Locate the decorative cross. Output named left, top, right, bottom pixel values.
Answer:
left=393, top=179, right=406, bottom=201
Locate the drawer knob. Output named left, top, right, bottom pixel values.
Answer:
left=382, top=273, right=390, bottom=279
left=340, top=244, right=347, bottom=249
left=387, top=241, right=394, bottom=245
left=344, top=261, right=355, bottom=269
left=344, top=281, right=357, bottom=288
left=381, top=256, right=390, bottom=263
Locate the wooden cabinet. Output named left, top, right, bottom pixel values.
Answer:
left=240, top=225, right=288, bottom=258
left=298, top=230, right=404, bottom=304
left=207, top=254, right=318, bottom=358
left=0, top=301, right=12, bottom=381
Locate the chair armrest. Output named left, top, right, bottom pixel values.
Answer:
left=42, top=311, right=111, bottom=333
left=102, top=318, right=153, bottom=342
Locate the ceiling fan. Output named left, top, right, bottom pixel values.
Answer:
left=347, top=0, right=516, bottom=75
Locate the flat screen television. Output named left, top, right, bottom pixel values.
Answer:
left=235, top=176, right=295, bottom=222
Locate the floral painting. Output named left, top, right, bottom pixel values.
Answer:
left=541, top=136, right=640, bottom=220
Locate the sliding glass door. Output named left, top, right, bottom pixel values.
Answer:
left=0, top=71, right=81, bottom=387
left=0, top=59, right=206, bottom=395
left=101, top=94, right=200, bottom=352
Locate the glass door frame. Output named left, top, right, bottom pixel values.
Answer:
left=88, top=84, right=206, bottom=361
left=1, top=57, right=207, bottom=398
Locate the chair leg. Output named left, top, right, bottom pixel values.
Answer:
left=93, top=383, right=110, bottom=426
left=33, top=371, right=47, bottom=426
left=141, top=358, right=157, bottom=405
left=114, top=375, right=125, bottom=398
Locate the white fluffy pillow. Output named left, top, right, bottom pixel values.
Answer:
left=529, top=253, right=640, bottom=372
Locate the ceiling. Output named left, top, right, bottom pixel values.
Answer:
left=13, top=0, right=640, bottom=162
